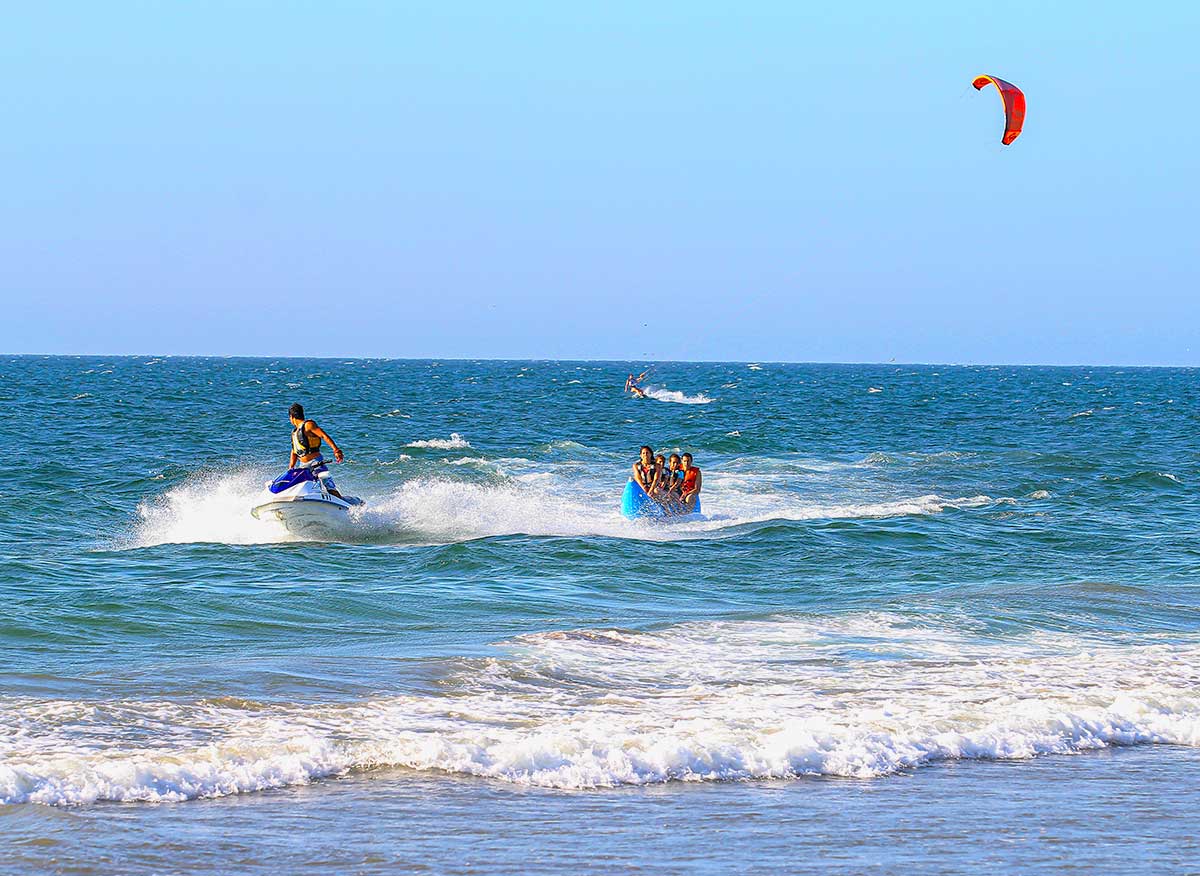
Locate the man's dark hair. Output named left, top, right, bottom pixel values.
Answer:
left=289, top=403, right=305, bottom=420
left=682, top=453, right=693, bottom=462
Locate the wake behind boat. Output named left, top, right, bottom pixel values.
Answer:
left=251, top=458, right=363, bottom=539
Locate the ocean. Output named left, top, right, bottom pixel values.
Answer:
left=2, top=356, right=1198, bottom=873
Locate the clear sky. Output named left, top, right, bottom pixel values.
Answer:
left=3, top=1, right=1197, bottom=364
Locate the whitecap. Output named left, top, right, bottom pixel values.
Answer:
left=642, top=386, right=713, bottom=405
left=406, top=434, right=471, bottom=450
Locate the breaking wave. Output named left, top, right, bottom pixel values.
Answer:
left=4, top=614, right=1198, bottom=804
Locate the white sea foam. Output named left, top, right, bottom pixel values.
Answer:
left=4, top=615, right=1198, bottom=804
left=642, top=385, right=713, bottom=405
left=125, top=439, right=1016, bottom=548
left=127, top=460, right=1005, bottom=549
left=127, top=467, right=289, bottom=546
left=406, top=433, right=471, bottom=449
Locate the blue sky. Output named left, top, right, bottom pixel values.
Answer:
left=3, top=1, right=1197, bottom=363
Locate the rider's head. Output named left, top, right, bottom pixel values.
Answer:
left=681, top=453, right=693, bottom=467
left=669, top=454, right=681, bottom=469
left=289, top=403, right=305, bottom=425
left=640, top=445, right=654, bottom=463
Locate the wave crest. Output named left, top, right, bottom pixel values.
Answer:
left=6, top=616, right=1199, bottom=804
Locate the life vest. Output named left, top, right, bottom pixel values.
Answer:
left=681, top=467, right=699, bottom=493
left=292, top=422, right=321, bottom=458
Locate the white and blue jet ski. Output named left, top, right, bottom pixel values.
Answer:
left=251, top=457, right=363, bottom=539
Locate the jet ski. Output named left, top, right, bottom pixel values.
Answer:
left=251, top=458, right=363, bottom=539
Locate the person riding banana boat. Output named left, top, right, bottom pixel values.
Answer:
left=622, top=446, right=701, bottom=519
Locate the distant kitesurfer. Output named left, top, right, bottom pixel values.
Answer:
left=288, top=402, right=346, bottom=499
left=678, top=453, right=702, bottom=512
left=625, top=369, right=651, bottom=399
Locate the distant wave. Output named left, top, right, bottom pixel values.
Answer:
left=406, top=433, right=471, bottom=449
left=859, top=450, right=973, bottom=467
left=1101, top=471, right=1183, bottom=488
left=6, top=615, right=1199, bottom=804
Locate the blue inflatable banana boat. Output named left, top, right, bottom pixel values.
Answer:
left=620, top=481, right=701, bottom=520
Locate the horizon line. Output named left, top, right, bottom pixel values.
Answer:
left=2, top=352, right=1197, bottom=369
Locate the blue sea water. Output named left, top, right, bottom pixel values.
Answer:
left=2, top=356, right=1199, bottom=873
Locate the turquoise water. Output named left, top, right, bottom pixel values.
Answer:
left=3, top=357, right=1199, bottom=872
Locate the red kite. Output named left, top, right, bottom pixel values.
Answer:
left=973, top=75, right=1025, bottom=145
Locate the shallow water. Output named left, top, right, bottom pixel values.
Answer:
left=2, top=357, right=1198, bottom=871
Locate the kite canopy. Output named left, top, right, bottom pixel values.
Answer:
left=972, top=75, right=1025, bottom=145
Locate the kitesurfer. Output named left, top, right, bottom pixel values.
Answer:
left=625, top=369, right=650, bottom=398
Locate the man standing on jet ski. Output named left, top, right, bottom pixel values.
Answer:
left=288, top=402, right=346, bottom=499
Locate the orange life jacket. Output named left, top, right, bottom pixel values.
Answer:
left=682, top=467, right=699, bottom=493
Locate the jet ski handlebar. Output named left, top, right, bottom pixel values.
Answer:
left=300, top=457, right=338, bottom=470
